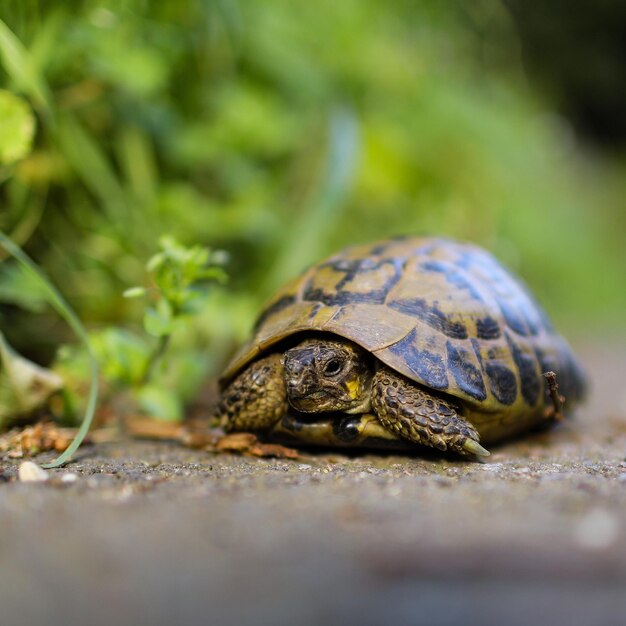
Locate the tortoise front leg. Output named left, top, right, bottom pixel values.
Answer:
left=218, top=354, right=288, bottom=432
left=371, top=367, right=490, bottom=458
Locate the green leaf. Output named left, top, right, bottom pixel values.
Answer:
left=146, top=251, right=166, bottom=273
left=90, top=327, right=150, bottom=386
left=0, top=90, right=35, bottom=165
left=0, top=19, right=52, bottom=117
left=0, top=261, right=49, bottom=311
left=198, top=266, right=228, bottom=283
left=143, top=302, right=174, bottom=337
left=122, top=286, right=147, bottom=299
left=135, top=385, right=183, bottom=422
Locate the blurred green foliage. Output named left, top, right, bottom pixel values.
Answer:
left=0, top=0, right=625, bottom=403
left=0, top=89, right=35, bottom=164
left=121, top=235, right=227, bottom=419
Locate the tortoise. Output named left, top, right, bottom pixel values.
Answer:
left=217, top=237, right=586, bottom=458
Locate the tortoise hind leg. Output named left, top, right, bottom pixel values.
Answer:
left=371, top=367, right=490, bottom=458
left=218, top=354, right=288, bottom=432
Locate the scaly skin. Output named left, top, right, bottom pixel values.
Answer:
left=218, top=354, right=288, bottom=432
left=219, top=339, right=490, bottom=458
left=371, top=366, right=488, bottom=457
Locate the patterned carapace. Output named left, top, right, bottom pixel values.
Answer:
left=221, top=237, right=585, bottom=443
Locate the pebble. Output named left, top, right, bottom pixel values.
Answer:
left=18, top=461, right=49, bottom=483
left=385, top=485, right=402, bottom=497
left=481, top=463, right=504, bottom=471
left=60, top=473, right=79, bottom=483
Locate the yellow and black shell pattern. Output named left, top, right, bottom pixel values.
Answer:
left=222, top=237, right=586, bottom=442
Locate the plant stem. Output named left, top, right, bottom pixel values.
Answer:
left=140, top=334, right=170, bottom=386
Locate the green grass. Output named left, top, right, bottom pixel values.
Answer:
left=0, top=231, right=97, bottom=466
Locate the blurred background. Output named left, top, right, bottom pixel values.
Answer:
left=1, top=0, right=625, bottom=421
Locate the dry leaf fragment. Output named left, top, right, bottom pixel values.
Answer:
left=124, top=415, right=185, bottom=440
left=125, top=416, right=221, bottom=449
left=248, top=442, right=300, bottom=459
left=215, top=432, right=257, bottom=453
left=215, top=432, right=300, bottom=459
left=179, top=430, right=220, bottom=449
left=0, top=422, right=76, bottom=458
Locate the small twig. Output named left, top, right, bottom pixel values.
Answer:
left=543, top=371, right=565, bottom=421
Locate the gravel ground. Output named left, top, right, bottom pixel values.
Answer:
left=1, top=340, right=625, bottom=626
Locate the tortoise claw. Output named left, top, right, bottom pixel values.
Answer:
left=462, top=439, right=491, bottom=458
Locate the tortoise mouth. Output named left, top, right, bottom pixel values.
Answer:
left=288, top=392, right=356, bottom=414
left=288, top=393, right=332, bottom=412
left=287, top=407, right=346, bottom=422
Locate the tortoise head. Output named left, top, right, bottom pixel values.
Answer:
left=283, top=337, right=373, bottom=414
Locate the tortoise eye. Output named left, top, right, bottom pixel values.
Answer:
left=323, top=359, right=343, bottom=376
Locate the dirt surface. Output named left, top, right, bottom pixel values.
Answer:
left=1, top=341, right=626, bottom=626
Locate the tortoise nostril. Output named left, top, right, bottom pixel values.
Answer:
left=285, top=360, right=303, bottom=377
left=287, top=377, right=301, bottom=389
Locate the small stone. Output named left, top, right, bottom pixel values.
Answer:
left=60, top=473, right=78, bottom=483
left=481, top=463, right=503, bottom=471
left=18, top=461, right=49, bottom=483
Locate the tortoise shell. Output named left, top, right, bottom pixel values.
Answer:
left=222, top=237, right=585, bottom=441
